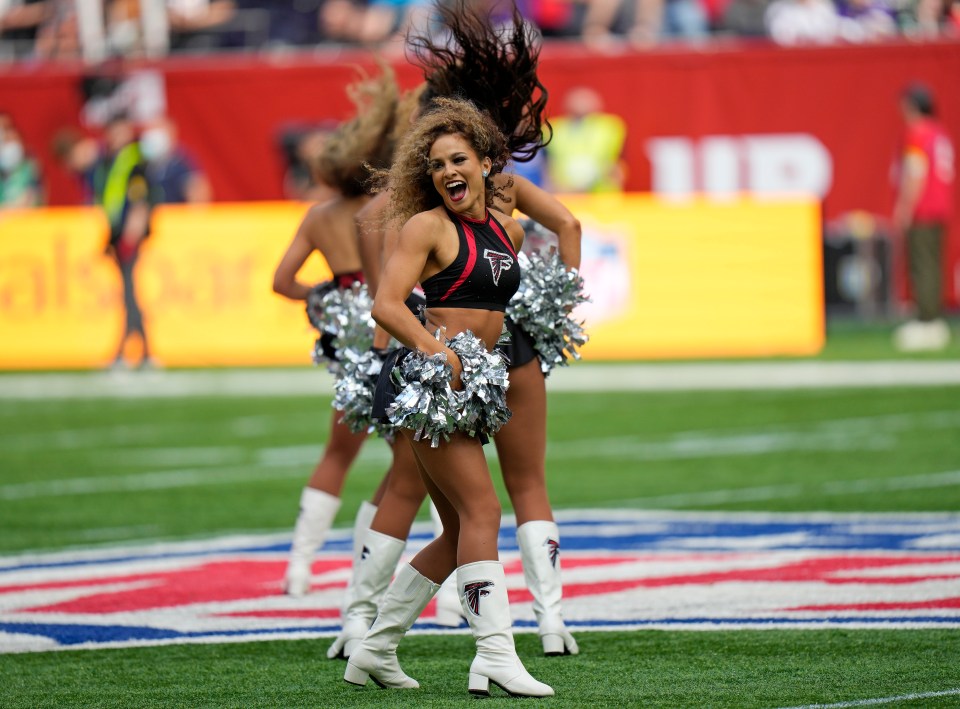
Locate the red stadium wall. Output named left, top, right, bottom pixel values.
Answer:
left=2, top=40, right=958, bottom=307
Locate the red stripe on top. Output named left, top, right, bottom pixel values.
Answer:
left=439, top=220, right=477, bottom=302
left=487, top=214, right=517, bottom=257
left=334, top=271, right=365, bottom=288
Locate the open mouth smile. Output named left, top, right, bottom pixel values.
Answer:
left=445, top=180, right=467, bottom=203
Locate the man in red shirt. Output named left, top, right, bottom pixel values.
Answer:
left=893, top=83, right=955, bottom=351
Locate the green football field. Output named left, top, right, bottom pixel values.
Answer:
left=1, top=321, right=959, bottom=708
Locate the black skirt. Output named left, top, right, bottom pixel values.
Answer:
left=497, top=317, right=539, bottom=370
left=372, top=345, right=491, bottom=445
left=371, top=347, right=409, bottom=424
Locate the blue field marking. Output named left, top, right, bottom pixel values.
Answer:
left=4, top=613, right=959, bottom=651
left=2, top=511, right=960, bottom=574
left=0, top=621, right=339, bottom=646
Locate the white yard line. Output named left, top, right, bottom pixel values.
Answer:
left=0, top=444, right=394, bottom=500
left=2, top=361, right=960, bottom=399
left=1, top=408, right=955, bottom=500
left=547, top=409, right=960, bottom=462
left=0, top=413, right=318, bottom=452
left=0, top=466, right=301, bottom=500
left=612, top=470, right=960, bottom=508
left=778, top=687, right=960, bottom=708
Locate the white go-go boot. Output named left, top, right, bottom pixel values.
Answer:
left=284, top=488, right=341, bottom=596
left=327, top=528, right=405, bottom=660
left=344, top=564, right=439, bottom=689
left=458, top=560, right=555, bottom=697
left=518, top=520, right=579, bottom=656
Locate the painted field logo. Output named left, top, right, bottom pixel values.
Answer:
left=1, top=511, right=959, bottom=653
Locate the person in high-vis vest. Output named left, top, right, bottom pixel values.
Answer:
left=544, top=86, right=626, bottom=194
left=91, top=113, right=155, bottom=369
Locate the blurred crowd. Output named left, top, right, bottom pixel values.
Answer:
left=1, top=0, right=958, bottom=63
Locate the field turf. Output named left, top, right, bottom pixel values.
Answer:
left=1, top=320, right=958, bottom=707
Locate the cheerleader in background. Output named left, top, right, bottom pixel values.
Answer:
left=271, top=62, right=401, bottom=597
left=330, top=0, right=584, bottom=663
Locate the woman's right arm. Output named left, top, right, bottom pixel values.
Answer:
left=371, top=213, right=443, bottom=354
left=272, top=205, right=323, bottom=301
left=372, top=212, right=462, bottom=382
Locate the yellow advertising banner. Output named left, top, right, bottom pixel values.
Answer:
left=0, top=196, right=821, bottom=370
left=0, top=203, right=327, bottom=369
left=559, top=194, right=824, bottom=359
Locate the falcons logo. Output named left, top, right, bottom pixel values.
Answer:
left=545, top=538, right=560, bottom=569
left=462, top=580, right=495, bottom=617
left=484, top=249, right=514, bottom=286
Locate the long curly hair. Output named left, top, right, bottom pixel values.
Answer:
left=378, top=97, right=510, bottom=226
left=315, top=60, right=399, bottom=197
left=407, top=0, right=550, bottom=163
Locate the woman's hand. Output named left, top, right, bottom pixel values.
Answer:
left=445, top=347, right=463, bottom=391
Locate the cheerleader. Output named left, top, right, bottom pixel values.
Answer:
left=271, top=62, right=399, bottom=597
left=330, top=0, right=582, bottom=662
left=343, top=99, right=553, bottom=698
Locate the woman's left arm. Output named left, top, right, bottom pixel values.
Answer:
left=512, top=175, right=582, bottom=270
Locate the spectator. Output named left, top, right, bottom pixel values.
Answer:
left=911, top=0, right=949, bottom=34
left=544, top=86, right=626, bottom=193
left=355, top=0, right=430, bottom=45
left=836, top=0, right=898, bottom=40
left=140, top=115, right=212, bottom=203
left=318, top=0, right=364, bottom=43
left=0, top=113, right=43, bottom=207
left=33, top=0, right=82, bottom=59
left=570, top=0, right=634, bottom=46
left=764, top=0, right=841, bottom=44
left=660, top=0, right=711, bottom=40
left=84, top=113, right=156, bottom=369
left=528, top=0, right=578, bottom=37
left=0, top=0, right=52, bottom=58
left=105, top=0, right=143, bottom=56
left=167, top=0, right=236, bottom=51
left=719, top=0, right=772, bottom=35
left=948, top=0, right=960, bottom=33
left=892, top=83, right=955, bottom=352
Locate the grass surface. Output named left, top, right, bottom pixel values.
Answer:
left=2, top=385, right=958, bottom=553
left=1, top=322, right=958, bottom=707
left=2, top=631, right=959, bottom=708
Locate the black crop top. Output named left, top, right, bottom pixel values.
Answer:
left=421, top=209, right=521, bottom=312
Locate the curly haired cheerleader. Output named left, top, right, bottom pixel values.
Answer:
left=331, top=0, right=582, bottom=663
left=343, top=98, right=554, bottom=698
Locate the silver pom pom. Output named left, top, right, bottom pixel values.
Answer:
left=305, top=281, right=335, bottom=331
left=447, top=330, right=512, bottom=437
left=333, top=349, right=389, bottom=435
left=307, top=282, right=375, bottom=371
left=508, top=250, right=590, bottom=375
left=386, top=330, right=511, bottom=447
left=386, top=343, right=458, bottom=447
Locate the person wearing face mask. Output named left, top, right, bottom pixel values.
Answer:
left=140, top=116, right=211, bottom=204
left=85, top=112, right=155, bottom=370
left=0, top=115, right=43, bottom=208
